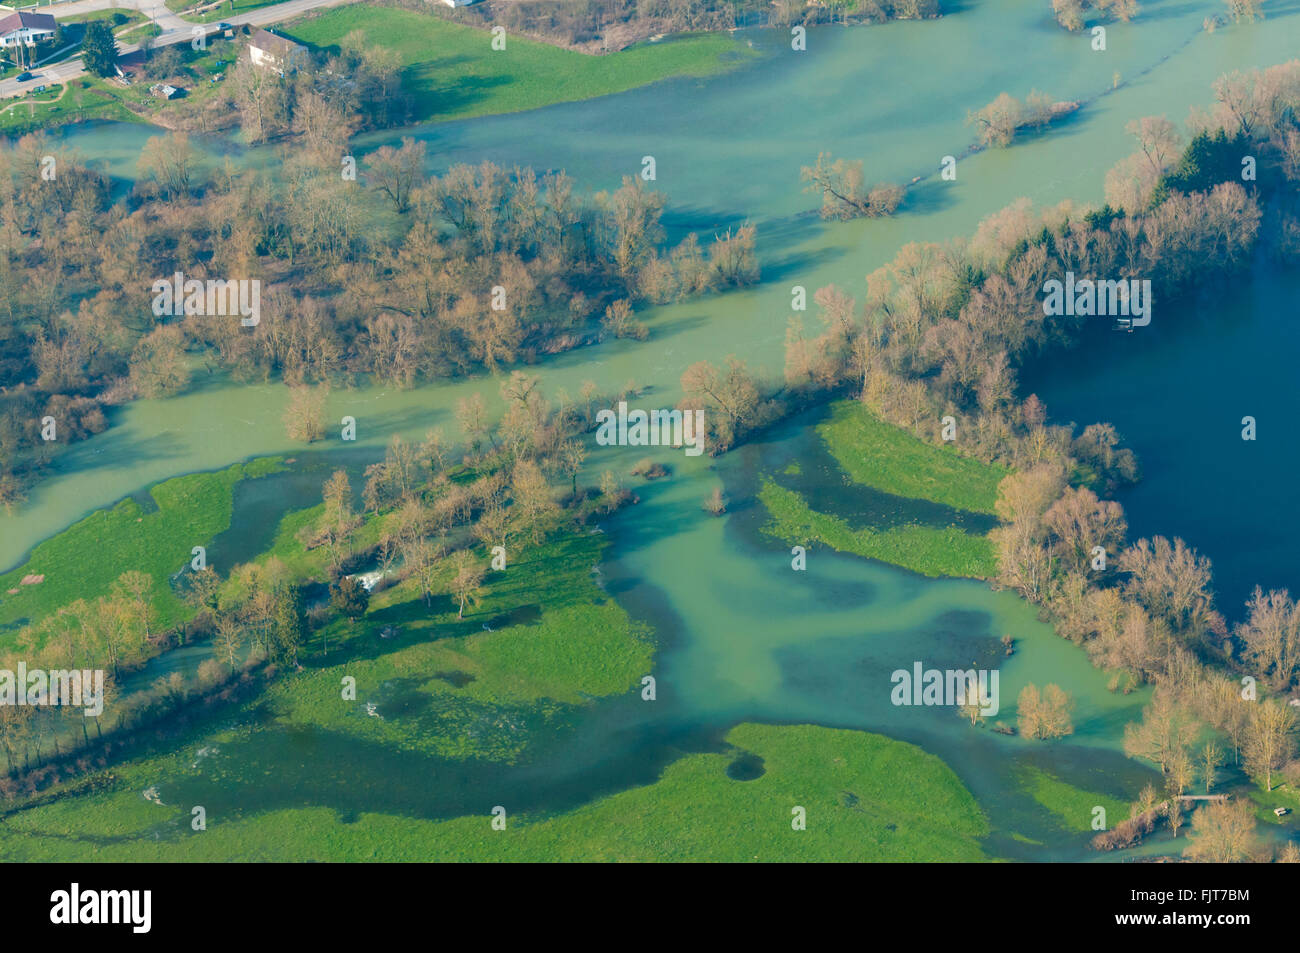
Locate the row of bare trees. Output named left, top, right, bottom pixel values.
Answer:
left=0, top=127, right=759, bottom=509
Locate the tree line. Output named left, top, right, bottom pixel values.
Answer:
left=0, top=367, right=643, bottom=791
left=0, top=130, right=757, bottom=512
left=394, top=0, right=940, bottom=54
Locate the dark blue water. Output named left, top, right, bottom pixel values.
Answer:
left=1022, top=265, right=1300, bottom=620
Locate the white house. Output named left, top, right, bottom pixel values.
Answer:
left=248, top=28, right=306, bottom=75
left=0, top=10, right=55, bottom=49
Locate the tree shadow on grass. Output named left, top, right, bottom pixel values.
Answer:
left=408, top=69, right=514, bottom=122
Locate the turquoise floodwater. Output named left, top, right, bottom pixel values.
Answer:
left=6, top=3, right=1298, bottom=857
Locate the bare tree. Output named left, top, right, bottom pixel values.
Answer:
left=450, top=550, right=486, bottom=620
left=1236, top=587, right=1300, bottom=690
left=1243, top=699, right=1296, bottom=791
left=283, top=384, right=327, bottom=442
left=1184, top=799, right=1260, bottom=862
left=800, top=152, right=903, bottom=220
left=1201, top=740, right=1223, bottom=793
left=365, top=137, right=427, bottom=214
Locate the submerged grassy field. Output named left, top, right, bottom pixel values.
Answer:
left=818, top=402, right=1008, bottom=515
left=0, top=458, right=284, bottom=640
left=0, top=464, right=994, bottom=861
left=0, top=722, right=990, bottom=861
left=758, top=401, right=1003, bottom=579
left=759, top=481, right=997, bottom=579
left=286, top=6, right=754, bottom=124
left=1016, top=765, right=1130, bottom=834
left=270, top=529, right=654, bottom=763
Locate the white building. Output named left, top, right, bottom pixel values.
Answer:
left=248, top=28, right=307, bottom=75
left=0, top=10, right=55, bottom=49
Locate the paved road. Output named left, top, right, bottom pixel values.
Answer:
left=0, top=0, right=359, bottom=99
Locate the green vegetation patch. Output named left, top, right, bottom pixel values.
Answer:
left=253, top=500, right=387, bottom=581
left=0, top=458, right=284, bottom=639
left=272, top=531, right=653, bottom=761
left=817, top=402, right=1007, bottom=515
left=66, top=8, right=147, bottom=29
left=0, top=723, right=990, bottom=861
left=0, top=81, right=140, bottom=135
left=0, top=28, right=242, bottom=136
left=1016, top=764, right=1130, bottom=833
left=286, top=7, right=753, bottom=124
left=759, top=480, right=997, bottom=579
left=1246, top=784, right=1300, bottom=825
left=167, top=0, right=282, bottom=23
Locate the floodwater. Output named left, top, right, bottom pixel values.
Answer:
left=7, top=2, right=1298, bottom=857
left=19, top=0, right=1298, bottom=575
left=1023, top=265, right=1300, bottom=620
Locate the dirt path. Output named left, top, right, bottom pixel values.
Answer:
left=0, top=80, right=68, bottom=117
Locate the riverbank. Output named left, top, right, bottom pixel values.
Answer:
left=0, top=458, right=285, bottom=640
left=0, top=401, right=1144, bottom=862
left=284, top=6, right=757, bottom=125
left=0, top=1, right=757, bottom=136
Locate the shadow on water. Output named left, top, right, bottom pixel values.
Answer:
left=148, top=691, right=716, bottom=836
left=433, top=670, right=477, bottom=688
left=726, top=752, right=766, bottom=781
left=207, top=447, right=380, bottom=571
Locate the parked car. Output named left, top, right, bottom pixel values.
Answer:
left=32, top=85, right=45, bottom=93
left=15, top=71, right=32, bottom=82
left=1275, top=807, right=1291, bottom=817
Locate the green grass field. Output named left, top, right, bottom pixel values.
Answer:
left=0, top=74, right=153, bottom=135
left=1016, top=765, right=1131, bottom=833
left=0, top=722, right=990, bottom=861
left=167, top=0, right=281, bottom=23
left=0, top=86, right=75, bottom=134
left=252, top=500, right=388, bottom=580
left=65, top=8, right=147, bottom=30
left=759, top=481, right=998, bottom=579
left=0, top=458, right=283, bottom=641
left=286, top=6, right=754, bottom=124
left=1246, top=782, right=1300, bottom=826
left=817, top=402, right=1008, bottom=515
left=271, top=530, right=654, bottom=762
left=0, top=483, right=994, bottom=861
